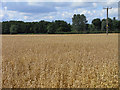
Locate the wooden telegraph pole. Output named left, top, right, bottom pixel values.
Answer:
left=103, top=7, right=112, bottom=35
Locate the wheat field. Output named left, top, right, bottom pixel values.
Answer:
left=2, top=34, right=118, bottom=88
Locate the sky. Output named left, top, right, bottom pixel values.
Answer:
left=0, top=0, right=119, bottom=24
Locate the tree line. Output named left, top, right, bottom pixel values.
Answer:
left=2, top=14, right=120, bottom=34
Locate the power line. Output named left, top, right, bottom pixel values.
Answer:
left=103, top=7, right=112, bottom=35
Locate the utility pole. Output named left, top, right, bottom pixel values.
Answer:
left=103, top=7, right=112, bottom=35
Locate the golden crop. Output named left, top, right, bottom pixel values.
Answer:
left=2, top=34, right=118, bottom=88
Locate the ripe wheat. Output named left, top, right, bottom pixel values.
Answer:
left=2, top=34, right=118, bottom=88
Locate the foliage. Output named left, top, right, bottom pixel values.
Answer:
left=1, top=14, right=120, bottom=34
left=72, top=14, right=87, bottom=32
left=47, top=23, right=56, bottom=34
left=112, top=17, right=119, bottom=31
left=92, top=18, right=101, bottom=31
left=101, top=19, right=106, bottom=31
left=88, top=24, right=95, bottom=31
left=10, top=25, right=18, bottom=34
left=55, top=20, right=71, bottom=32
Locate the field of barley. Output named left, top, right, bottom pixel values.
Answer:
left=2, top=34, right=118, bottom=88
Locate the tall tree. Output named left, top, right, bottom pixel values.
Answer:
left=112, top=17, right=118, bottom=31
left=101, top=19, right=106, bottom=31
left=72, top=14, right=87, bottom=32
left=92, top=18, right=101, bottom=31
left=101, top=18, right=114, bottom=31
left=108, top=18, right=113, bottom=31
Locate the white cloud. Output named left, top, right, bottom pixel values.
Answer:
left=62, top=13, right=65, bottom=17
left=4, top=7, right=7, bottom=11
left=81, top=10, right=87, bottom=14
left=92, top=3, right=97, bottom=8
left=93, top=10, right=96, bottom=13
left=1, top=2, right=118, bottom=23
left=28, top=2, right=45, bottom=6
left=24, top=16, right=28, bottom=20
left=109, top=8, right=118, bottom=18
left=71, top=2, right=86, bottom=7
left=1, top=9, right=32, bottom=21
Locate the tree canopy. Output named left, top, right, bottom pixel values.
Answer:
left=2, top=14, right=120, bottom=34
left=72, top=14, right=87, bottom=32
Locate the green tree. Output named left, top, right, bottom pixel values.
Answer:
left=101, top=18, right=113, bottom=31
left=10, top=25, right=18, bottom=34
left=72, top=14, right=87, bottom=32
left=38, top=21, right=50, bottom=33
left=112, top=17, right=118, bottom=31
left=2, top=22, right=10, bottom=34
left=108, top=18, right=113, bottom=31
left=118, top=21, right=120, bottom=31
left=88, top=24, right=95, bottom=32
left=92, top=18, right=101, bottom=31
left=47, top=23, right=56, bottom=34
left=101, top=19, right=106, bottom=31
left=54, top=20, right=71, bottom=32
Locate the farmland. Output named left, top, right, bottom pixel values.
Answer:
left=2, top=34, right=118, bottom=88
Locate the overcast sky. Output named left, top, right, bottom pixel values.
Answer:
left=0, top=0, right=119, bottom=24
